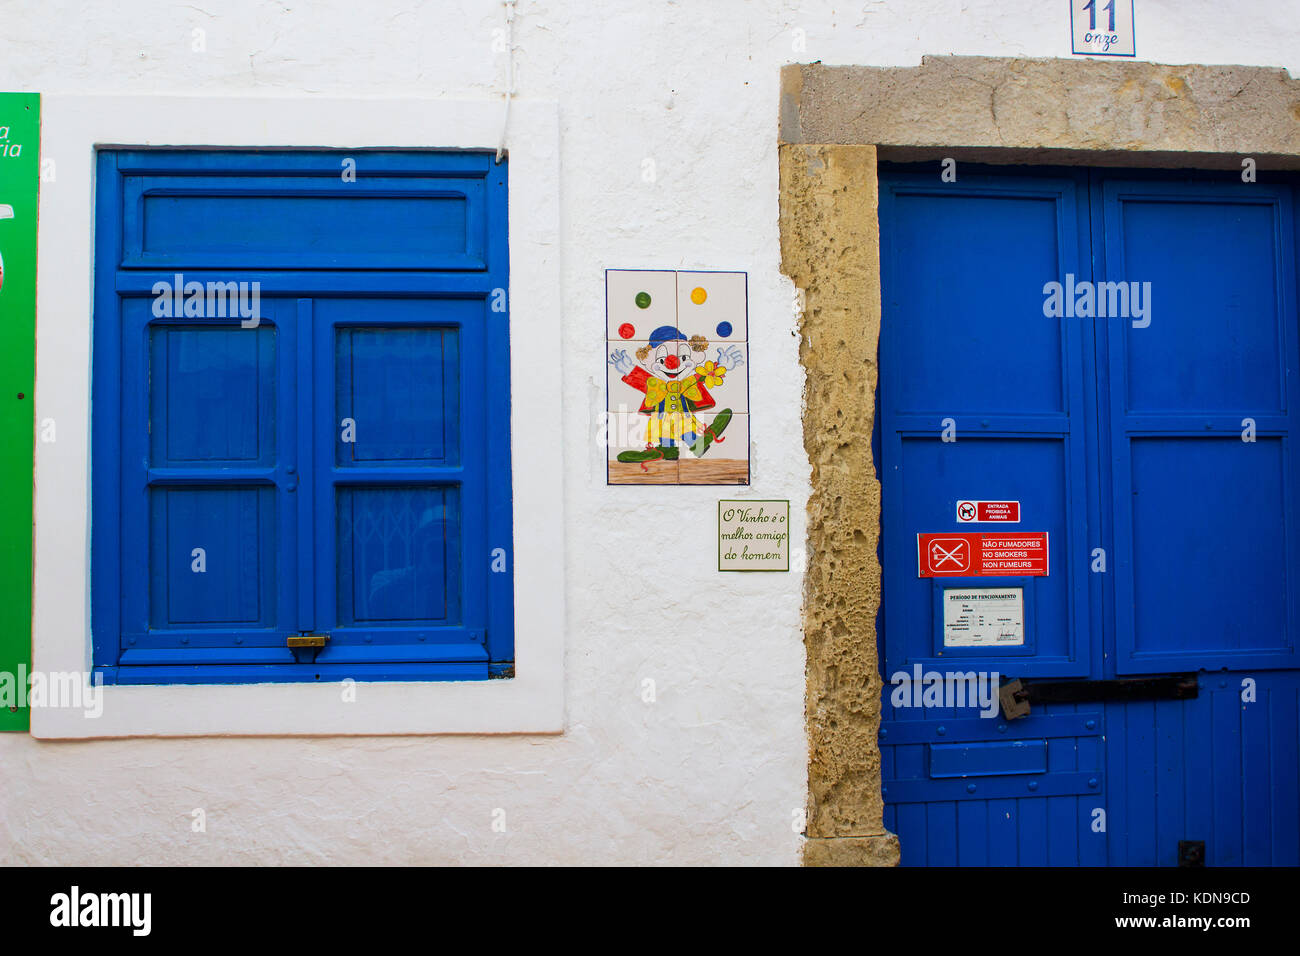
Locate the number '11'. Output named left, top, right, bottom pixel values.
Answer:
left=1082, top=0, right=1117, bottom=31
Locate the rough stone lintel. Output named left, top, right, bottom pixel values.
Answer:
left=781, top=57, right=1300, bottom=167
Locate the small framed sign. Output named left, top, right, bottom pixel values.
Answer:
left=718, top=500, right=790, bottom=571
left=942, top=587, right=1026, bottom=648
left=1070, top=0, right=1136, bottom=57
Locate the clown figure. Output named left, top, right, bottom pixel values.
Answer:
left=608, top=325, right=743, bottom=463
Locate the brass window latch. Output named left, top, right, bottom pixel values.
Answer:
left=287, top=634, right=329, bottom=648
left=287, top=633, right=329, bottom=663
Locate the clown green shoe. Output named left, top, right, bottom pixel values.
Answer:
left=617, top=446, right=680, bottom=463
left=688, top=409, right=733, bottom=457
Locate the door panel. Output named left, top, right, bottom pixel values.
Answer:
left=1115, top=198, right=1285, bottom=414
left=880, top=166, right=1300, bottom=866
left=1102, top=180, right=1300, bottom=673
left=886, top=191, right=1071, bottom=414
left=880, top=173, right=1094, bottom=688
left=882, top=700, right=1107, bottom=866
left=879, top=171, right=1100, bottom=865
left=1100, top=676, right=1300, bottom=866
left=899, top=436, right=1077, bottom=668
left=1129, top=437, right=1288, bottom=657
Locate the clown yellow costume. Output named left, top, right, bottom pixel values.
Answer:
left=639, top=375, right=708, bottom=442
left=615, top=325, right=734, bottom=464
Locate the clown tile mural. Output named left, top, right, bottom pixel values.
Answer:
left=606, top=270, right=749, bottom=485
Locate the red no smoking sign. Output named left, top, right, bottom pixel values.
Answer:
left=917, top=532, right=1049, bottom=577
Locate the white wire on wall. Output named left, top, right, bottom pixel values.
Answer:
left=496, top=0, right=517, bottom=164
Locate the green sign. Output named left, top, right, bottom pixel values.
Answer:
left=0, top=93, right=38, bottom=731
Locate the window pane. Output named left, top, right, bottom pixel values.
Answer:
left=149, top=486, right=276, bottom=627
left=150, top=325, right=275, bottom=464
left=336, top=326, right=460, bottom=464
left=336, top=486, right=461, bottom=624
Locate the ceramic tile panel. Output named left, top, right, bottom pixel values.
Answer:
left=606, top=269, right=677, bottom=342
left=605, top=410, right=679, bottom=484
left=676, top=271, right=748, bottom=342
left=678, top=412, right=749, bottom=485
left=605, top=269, right=749, bottom=486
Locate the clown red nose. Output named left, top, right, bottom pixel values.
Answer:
left=664, top=354, right=680, bottom=370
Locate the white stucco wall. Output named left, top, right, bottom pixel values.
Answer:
left=1, top=0, right=1298, bottom=865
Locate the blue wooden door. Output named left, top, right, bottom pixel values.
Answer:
left=93, top=150, right=514, bottom=683
left=878, top=166, right=1300, bottom=866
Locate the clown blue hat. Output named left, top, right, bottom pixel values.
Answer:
left=649, top=325, right=686, bottom=348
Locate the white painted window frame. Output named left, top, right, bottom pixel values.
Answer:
left=31, top=95, right=565, bottom=737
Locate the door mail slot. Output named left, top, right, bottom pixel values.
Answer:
left=928, top=739, right=1048, bottom=778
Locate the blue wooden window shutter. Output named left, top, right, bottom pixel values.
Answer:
left=91, top=150, right=513, bottom=683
